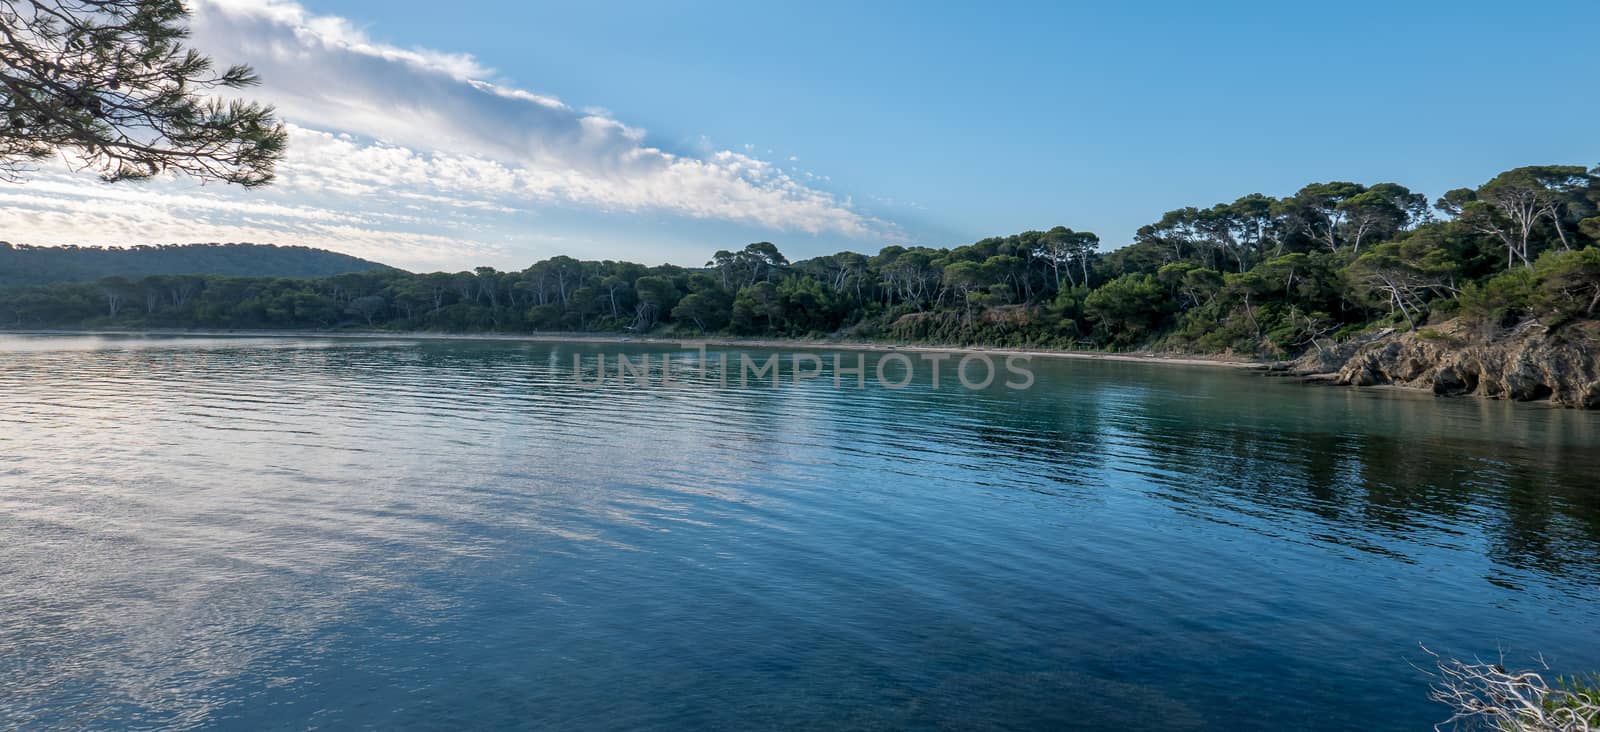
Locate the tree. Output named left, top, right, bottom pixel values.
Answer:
left=981, top=254, right=1025, bottom=302
left=731, top=280, right=782, bottom=332
left=1346, top=242, right=1459, bottom=329
left=545, top=256, right=582, bottom=305
left=1136, top=207, right=1206, bottom=263
left=1226, top=193, right=1284, bottom=260
left=1338, top=183, right=1428, bottom=253
left=1524, top=166, right=1596, bottom=250
left=1276, top=181, right=1365, bottom=252
left=473, top=266, right=500, bottom=307
left=1439, top=166, right=1596, bottom=270
left=671, top=290, right=731, bottom=333
left=876, top=247, right=939, bottom=309
left=5, top=160, right=1597, bottom=362
left=708, top=242, right=788, bottom=288
left=630, top=275, right=677, bottom=330
left=1537, top=246, right=1600, bottom=317
left=1, top=0, right=287, bottom=185
left=1222, top=270, right=1273, bottom=338
left=346, top=295, right=384, bottom=326
left=1583, top=217, right=1600, bottom=243
left=1084, top=273, right=1168, bottom=348
left=1157, top=263, right=1222, bottom=309
left=1036, top=226, right=1099, bottom=290
left=96, top=274, right=132, bottom=316
left=819, top=251, right=871, bottom=304
left=941, top=260, right=987, bottom=323
left=598, top=275, right=632, bottom=320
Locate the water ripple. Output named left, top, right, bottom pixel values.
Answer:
left=2, top=334, right=1599, bottom=730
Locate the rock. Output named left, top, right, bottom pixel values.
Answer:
left=1432, top=365, right=1477, bottom=396
left=1583, top=381, right=1600, bottom=410
left=1318, top=319, right=1600, bottom=408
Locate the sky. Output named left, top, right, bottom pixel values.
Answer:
left=3, top=0, right=1598, bottom=272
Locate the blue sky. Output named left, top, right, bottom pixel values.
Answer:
left=4, top=0, right=1597, bottom=271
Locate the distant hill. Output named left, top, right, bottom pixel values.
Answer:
left=0, top=242, right=395, bottom=287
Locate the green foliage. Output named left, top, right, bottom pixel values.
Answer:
left=1455, top=246, right=1600, bottom=327
left=730, top=281, right=782, bottom=333
left=1535, top=246, right=1600, bottom=318
left=1459, top=269, right=1539, bottom=327
left=3, top=164, right=1597, bottom=353
left=1, top=0, right=286, bottom=185
left=1438, top=166, right=1599, bottom=271
left=671, top=291, right=732, bottom=333
left=1412, top=328, right=1460, bottom=344
left=1548, top=674, right=1600, bottom=726
left=1084, top=274, right=1168, bottom=348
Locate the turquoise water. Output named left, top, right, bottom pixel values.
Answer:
left=1, top=334, right=1598, bottom=730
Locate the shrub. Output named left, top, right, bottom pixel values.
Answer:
left=1459, top=268, right=1539, bottom=327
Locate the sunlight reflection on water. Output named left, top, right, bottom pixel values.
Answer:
left=1, top=334, right=1598, bottom=730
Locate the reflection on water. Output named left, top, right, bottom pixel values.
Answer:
left=1, top=334, right=1597, bottom=730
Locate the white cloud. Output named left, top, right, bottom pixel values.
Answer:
left=0, top=0, right=897, bottom=270
left=0, top=170, right=507, bottom=272
left=187, top=0, right=888, bottom=237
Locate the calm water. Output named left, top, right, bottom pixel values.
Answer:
left=2, top=334, right=1599, bottom=730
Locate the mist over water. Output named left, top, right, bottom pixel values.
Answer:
left=2, top=334, right=1598, bottom=730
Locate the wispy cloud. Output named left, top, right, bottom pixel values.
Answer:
left=0, top=171, right=507, bottom=271
left=194, top=0, right=887, bottom=234
left=0, top=0, right=894, bottom=269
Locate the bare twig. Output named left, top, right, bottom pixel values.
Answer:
left=1422, top=645, right=1600, bottom=731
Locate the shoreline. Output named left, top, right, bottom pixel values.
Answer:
left=20, top=327, right=1582, bottom=408
left=1, top=327, right=1269, bottom=370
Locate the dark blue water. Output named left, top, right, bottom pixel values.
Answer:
left=2, top=334, right=1598, bottom=730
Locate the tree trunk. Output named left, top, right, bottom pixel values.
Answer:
left=1550, top=210, right=1574, bottom=250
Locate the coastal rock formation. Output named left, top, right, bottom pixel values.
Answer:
left=1297, top=319, right=1600, bottom=408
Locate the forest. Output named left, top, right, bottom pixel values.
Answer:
left=2, top=164, right=1598, bottom=357
left=0, top=242, right=387, bottom=287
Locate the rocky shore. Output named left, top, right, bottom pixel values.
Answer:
left=1282, top=319, right=1600, bottom=408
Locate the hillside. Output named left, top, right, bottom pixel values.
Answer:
left=3, top=164, right=1597, bottom=408
left=0, top=243, right=393, bottom=287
